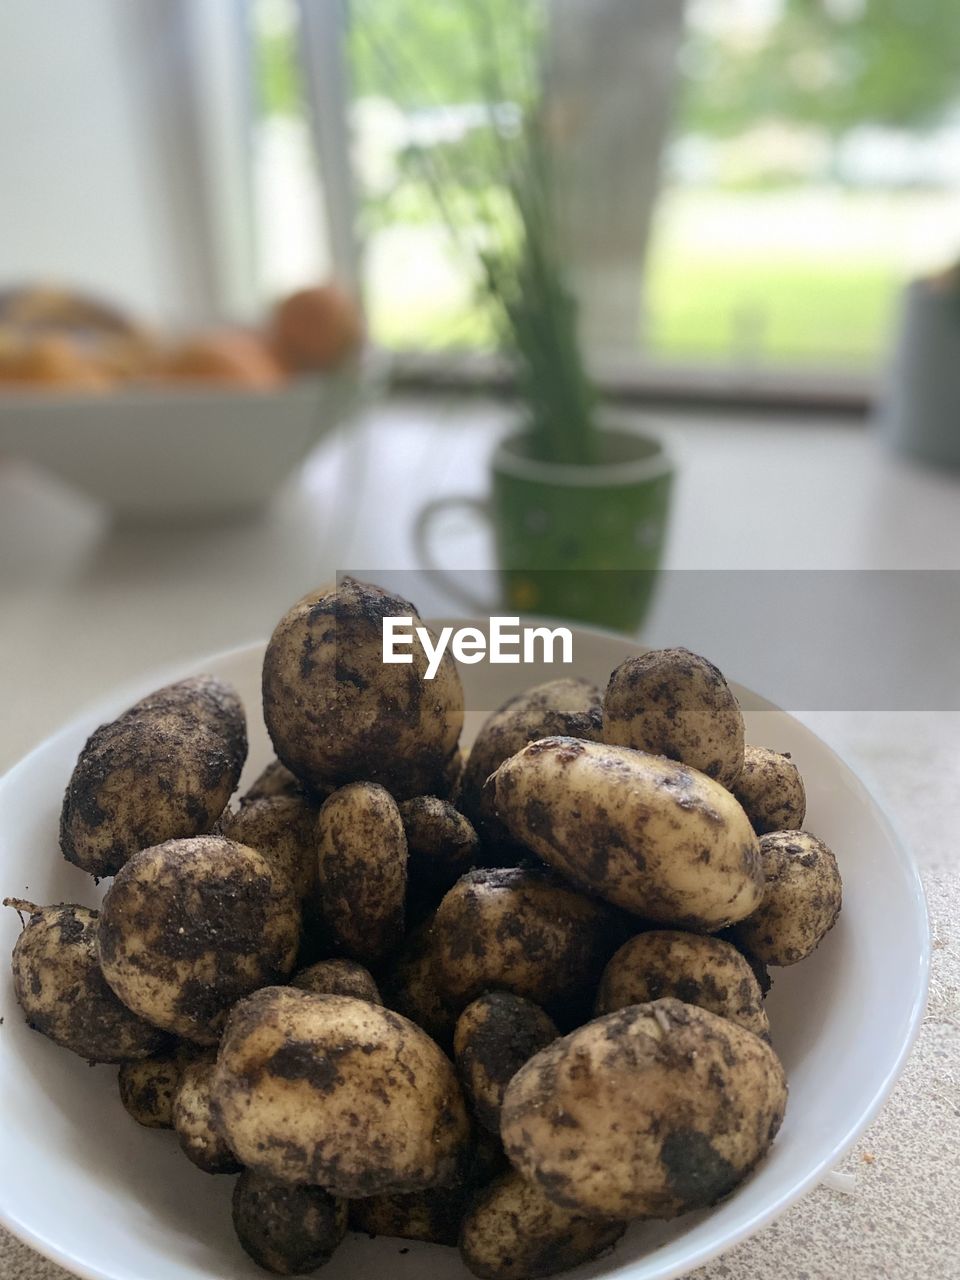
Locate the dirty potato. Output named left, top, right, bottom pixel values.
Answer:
left=604, top=649, right=744, bottom=787
left=220, top=794, right=319, bottom=905
left=118, top=1043, right=201, bottom=1128
left=172, top=1058, right=241, bottom=1174
left=595, top=931, right=769, bottom=1039
left=60, top=675, right=247, bottom=878
left=732, top=746, right=806, bottom=835
left=211, top=987, right=470, bottom=1195
left=291, top=958, right=382, bottom=1004
left=315, top=783, right=406, bottom=964
left=460, top=1170, right=626, bottom=1280
left=399, top=795, right=479, bottom=893
left=730, top=830, right=842, bottom=966
left=501, top=998, right=787, bottom=1220
left=232, top=1170, right=347, bottom=1275
left=241, top=758, right=304, bottom=804
left=458, top=678, right=603, bottom=850
left=6, top=900, right=168, bottom=1062
left=493, top=737, right=763, bottom=930
left=96, top=836, right=300, bottom=1044
left=378, top=919, right=458, bottom=1051
left=454, top=992, right=558, bottom=1133
left=432, top=868, right=620, bottom=1022
left=262, top=577, right=463, bottom=799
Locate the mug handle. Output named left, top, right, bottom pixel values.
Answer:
left=413, top=495, right=499, bottom=615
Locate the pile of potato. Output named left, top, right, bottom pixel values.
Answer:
left=6, top=576, right=842, bottom=1280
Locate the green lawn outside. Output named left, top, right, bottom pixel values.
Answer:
left=365, top=188, right=956, bottom=367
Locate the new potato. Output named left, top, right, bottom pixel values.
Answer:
left=492, top=737, right=764, bottom=929
left=603, top=648, right=745, bottom=787
left=7, top=901, right=168, bottom=1063
left=733, top=746, right=806, bottom=835
left=731, top=830, right=842, bottom=965
left=59, top=675, right=247, bottom=878
left=172, top=1059, right=241, bottom=1174
left=262, top=577, right=463, bottom=798
left=460, top=1171, right=626, bottom=1280
left=454, top=992, right=558, bottom=1133
left=501, top=998, right=787, bottom=1220
left=211, top=987, right=470, bottom=1195
left=315, top=782, right=406, bottom=964
left=232, top=1171, right=347, bottom=1275
left=595, top=930, right=769, bottom=1039
left=96, top=836, right=300, bottom=1044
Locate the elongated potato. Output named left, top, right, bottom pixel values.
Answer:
left=501, top=998, right=787, bottom=1220
left=172, top=1059, right=241, bottom=1174
left=60, top=675, right=247, bottom=878
left=432, top=868, right=620, bottom=1022
left=232, top=1170, right=347, bottom=1275
left=97, top=836, right=300, bottom=1044
left=732, top=746, right=806, bottom=835
left=460, top=1170, right=626, bottom=1280
left=603, top=648, right=744, bottom=787
left=315, top=783, right=406, bottom=963
left=595, top=931, right=769, bottom=1039
left=730, top=831, right=842, bottom=965
left=262, top=577, right=463, bottom=799
left=211, top=987, right=470, bottom=1195
left=458, top=678, right=603, bottom=851
left=454, top=992, right=558, bottom=1133
left=378, top=919, right=458, bottom=1051
left=7, top=901, right=168, bottom=1062
left=493, top=737, right=763, bottom=930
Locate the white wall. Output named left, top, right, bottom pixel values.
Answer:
left=0, top=0, right=253, bottom=326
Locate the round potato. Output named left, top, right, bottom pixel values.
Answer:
left=399, top=796, right=479, bottom=893
left=595, top=931, right=769, bottom=1039
left=730, top=830, right=842, bottom=966
left=315, top=783, right=406, bottom=964
left=458, top=678, right=603, bottom=851
left=118, top=1044, right=201, bottom=1128
left=291, top=958, right=382, bottom=1004
left=603, top=649, right=744, bottom=787
left=501, top=998, right=787, bottom=1220
left=432, top=868, right=620, bottom=1022
left=172, top=1059, right=240, bottom=1173
left=97, top=836, right=300, bottom=1044
left=454, top=992, right=558, bottom=1133
left=460, top=1170, right=626, bottom=1280
left=492, top=737, right=763, bottom=930
left=6, top=901, right=168, bottom=1062
left=262, top=577, right=464, bottom=799
left=211, top=987, right=470, bottom=1195
left=60, top=675, right=247, bottom=878
left=378, top=919, right=458, bottom=1051
left=220, top=795, right=319, bottom=905
left=732, top=746, right=806, bottom=835
left=232, top=1170, right=347, bottom=1276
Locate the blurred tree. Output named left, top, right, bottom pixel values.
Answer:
left=682, top=0, right=960, bottom=136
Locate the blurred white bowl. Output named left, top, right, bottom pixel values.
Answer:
left=0, top=355, right=383, bottom=520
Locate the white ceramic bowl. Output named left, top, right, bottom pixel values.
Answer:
left=0, top=354, right=383, bottom=520
left=0, top=630, right=928, bottom=1280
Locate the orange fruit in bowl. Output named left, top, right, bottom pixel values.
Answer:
left=271, top=283, right=364, bottom=372
left=158, top=330, right=286, bottom=389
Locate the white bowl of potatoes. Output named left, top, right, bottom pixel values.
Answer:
left=0, top=578, right=928, bottom=1280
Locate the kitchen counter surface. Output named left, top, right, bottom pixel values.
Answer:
left=1, top=395, right=958, bottom=1279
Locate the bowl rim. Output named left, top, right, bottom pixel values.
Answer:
left=0, top=630, right=931, bottom=1280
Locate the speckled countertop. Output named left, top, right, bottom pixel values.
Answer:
left=1, top=400, right=958, bottom=1279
